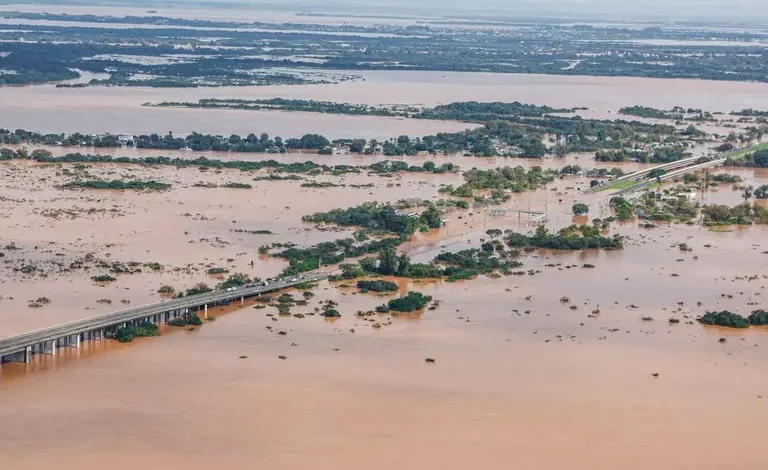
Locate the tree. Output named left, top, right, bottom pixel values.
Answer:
left=754, top=151, right=768, bottom=168
left=486, top=229, right=502, bottom=239
left=340, top=263, right=362, bottom=279
left=396, top=253, right=411, bottom=276
left=377, top=246, right=399, bottom=275
left=755, top=185, right=768, bottom=199
left=648, top=168, right=667, bottom=180
left=359, top=257, right=377, bottom=273
left=743, top=185, right=754, bottom=201
left=572, top=203, right=589, bottom=215
left=421, top=205, right=442, bottom=229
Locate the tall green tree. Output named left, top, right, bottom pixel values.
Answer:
left=377, top=246, right=399, bottom=275
left=421, top=205, right=443, bottom=229
left=396, top=253, right=411, bottom=276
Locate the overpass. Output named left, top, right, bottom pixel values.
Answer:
left=613, top=157, right=727, bottom=195
left=0, top=273, right=327, bottom=365
left=585, top=155, right=708, bottom=194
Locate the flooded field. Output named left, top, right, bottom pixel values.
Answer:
left=0, top=152, right=767, bottom=469
left=2, top=9, right=768, bottom=465
left=2, top=71, right=768, bottom=137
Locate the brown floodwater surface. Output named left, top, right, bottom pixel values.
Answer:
left=2, top=70, right=768, bottom=137
left=2, top=64, right=768, bottom=468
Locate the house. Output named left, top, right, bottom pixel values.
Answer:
left=332, top=145, right=350, bottom=155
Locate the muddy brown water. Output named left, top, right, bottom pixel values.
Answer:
left=2, top=55, right=768, bottom=468
left=0, top=159, right=766, bottom=470
left=2, top=70, right=768, bottom=137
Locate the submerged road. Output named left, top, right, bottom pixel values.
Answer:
left=0, top=273, right=328, bottom=364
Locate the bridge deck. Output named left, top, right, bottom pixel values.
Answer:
left=0, top=273, right=327, bottom=359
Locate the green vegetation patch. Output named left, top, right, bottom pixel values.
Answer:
left=60, top=179, right=171, bottom=191
left=356, top=280, right=399, bottom=293
left=380, top=292, right=433, bottom=313
left=506, top=225, right=622, bottom=250
left=114, top=321, right=159, bottom=343
left=697, top=311, right=750, bottom=329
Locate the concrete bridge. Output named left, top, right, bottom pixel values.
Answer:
left=613, top=157, right=727, bottom=196
left=0, top=273, right=327, bottom=365
left=585, top=155, right=713, bottom=194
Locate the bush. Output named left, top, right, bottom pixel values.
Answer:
left=114, top=321, right=159, bottom=343
left=322, top=308, right=341, bottom=317
left=207, top=267, right=229, bottom=275
left=697, top=311, right=750, bottom=329
left=91, top=274, right=117, bottom=282
left=168, top=312, right=203, bottom=327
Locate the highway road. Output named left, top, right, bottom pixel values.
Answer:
left=0, top=273, right=327, bottom=361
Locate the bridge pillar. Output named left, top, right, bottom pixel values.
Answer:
left=204, top=304, right=208, bottom=319
left=60, top=335, right=80, bottom=348
left=241, top=296, right=244, bottom=306
left=42, top=340, right=57, bottom=356
left=0, top=347, right=31, bottom=363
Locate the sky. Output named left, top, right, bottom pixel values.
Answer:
left=12, top=0, right=768, bottom=23
left=186, top=0, right=768, bottom=22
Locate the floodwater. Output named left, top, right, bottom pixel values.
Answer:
left=1, top=155, right=767, bottom=469
left=2, top=12, right=768, bottom=466
left=2, top=70, right=768, bottom=138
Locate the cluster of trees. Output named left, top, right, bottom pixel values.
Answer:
left=506, top=225, right=622, bottom=250
left=728, top=150, right=768, bottom=168
left=417, top=101, right=579, bottom=121
left=444, top=166, right=556, bottom=198
left=572, top=203, right=590, bottom=215
left=167, top=312, right=204, bottom=327
left=159, top=100, right=581, bottom=123
left=595, top=145, right=690, bottom=164
left=0, top=148, right=464, bottom=180
left=619, top=106, right=713, bottom=122
left=376, top=292, right=433, bottom=313
left=302, top=202, right=443, bottom=237
left=702, top=203, right=768, bottom=225
left=619, top=106, right=684, bottom=120
left=59, top=179, right=171, bottom=191
left=356, top=280, right=399, bottom=293
left=1, top=108, right=689, bottom=159
left=132, top=131, right=331, bottom=152
left=731, top=109, right=768, bottom=117
left=114, top=321, right=160, bottom=343
left=610, top=196, right=634, bottom=220
left=278, top=237, right=404, bottom=276
left=367, top=160, right=457, bottom=175
left=633, top=191, right=698, bottom=222
left=434, top=249, right=523, bottom=281
left=153, top=98, right=403, bottom=117
left=0, top=129, right=121, bottom=147
left=339, top=242, right=523, bottom=282
left=697, top=310, right=768, bottom=329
